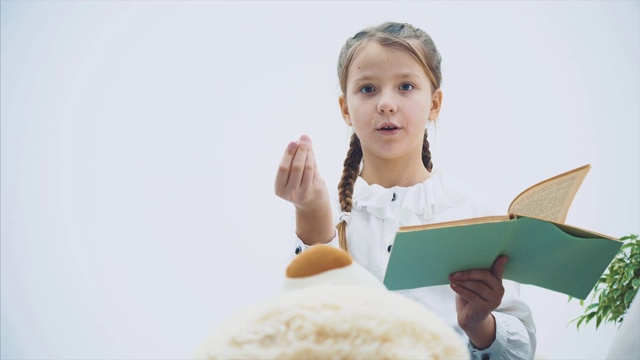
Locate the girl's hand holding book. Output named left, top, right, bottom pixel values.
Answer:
left=449, top=255, right=508, bottom=349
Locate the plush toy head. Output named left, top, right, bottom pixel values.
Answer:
left=196, top=245, right=468, bottom=359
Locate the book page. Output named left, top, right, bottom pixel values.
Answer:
left=508, top=165, right=590, bottom=223
left=398, top=215, right=512, bottom=232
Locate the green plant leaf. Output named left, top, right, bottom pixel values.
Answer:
left=622, top=243, right=635, bottom=251
left=584, top=302, right=600, bottom=311
left=624, top=289, right=637, bottom=306
left=626, top=269, right=635, bottom=280
left=610, top=309, right=624, bottom=323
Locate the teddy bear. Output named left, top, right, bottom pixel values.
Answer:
left=195, top=245, right=469, bottom=359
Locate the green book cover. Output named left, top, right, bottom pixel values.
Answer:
left=383, top=216, right=622, bottom=300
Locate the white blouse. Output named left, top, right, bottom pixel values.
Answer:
left=292, top=168, right=536, bottom=359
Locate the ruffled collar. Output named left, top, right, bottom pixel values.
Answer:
left=352, top=168, right=468, bottom=226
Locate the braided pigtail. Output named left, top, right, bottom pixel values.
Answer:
left=422, top=129, right=433, bottom=172
left=337, top=133, right=363, bottom=252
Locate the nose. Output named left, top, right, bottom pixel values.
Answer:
left=376, top=90, right=398, bottom=114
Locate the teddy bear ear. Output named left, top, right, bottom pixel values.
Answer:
left=286, top=245, right=352, bottom=279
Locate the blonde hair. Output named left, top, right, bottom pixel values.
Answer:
left=336, top=22, right=442, bottom=252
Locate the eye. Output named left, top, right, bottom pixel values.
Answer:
left=359, top=85, right=375, bottom=94
left=399, top=83, right=414, bottom=91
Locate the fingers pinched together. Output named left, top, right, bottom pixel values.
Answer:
left=274, top=135, right=328, bottom=211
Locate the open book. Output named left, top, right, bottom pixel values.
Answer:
left=383, top=165, right=622, bottom=300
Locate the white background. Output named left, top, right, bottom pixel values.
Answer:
left=1, top=1, right=638, bottom=359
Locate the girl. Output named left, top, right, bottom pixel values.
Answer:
left=275, top=22, right=536, bottom=359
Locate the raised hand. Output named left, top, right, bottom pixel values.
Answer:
left=274, top=135, right=334, bottom=245
left=449, top=255, right=508, bottom=349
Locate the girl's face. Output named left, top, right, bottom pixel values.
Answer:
left=339, top=42, right=442, bottom=167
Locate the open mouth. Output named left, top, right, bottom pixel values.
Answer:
left=377, top=123, right=401, bottom=134
left=379, top=125, right=399, bottom=130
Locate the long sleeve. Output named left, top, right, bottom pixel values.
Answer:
left=289, top=230, right=339, bottom=261
left=469, top=281, right=536, bottom=359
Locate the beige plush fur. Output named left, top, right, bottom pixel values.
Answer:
left=195, top=246, right=469, bottom=360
